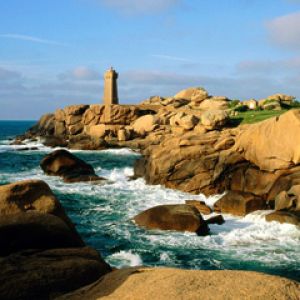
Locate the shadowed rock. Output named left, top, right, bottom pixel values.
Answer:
left=0, top=247, right=111, bottom=300
left=40, top=149, right=105, bottom=183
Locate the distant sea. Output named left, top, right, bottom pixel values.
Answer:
left=0, top=120, right=299, bottom=281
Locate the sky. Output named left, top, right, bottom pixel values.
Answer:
left=0, top=0, right=300, bottom=119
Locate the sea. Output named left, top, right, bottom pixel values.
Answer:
left=0, top=120, right=299, bottom=281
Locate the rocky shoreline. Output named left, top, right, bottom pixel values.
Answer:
left=3, top=87, right=300, bottom=298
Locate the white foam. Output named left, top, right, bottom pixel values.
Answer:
left=107, top=250, right=143, bottom=267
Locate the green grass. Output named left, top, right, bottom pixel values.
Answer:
left=230, top=109, right=288, bottom=125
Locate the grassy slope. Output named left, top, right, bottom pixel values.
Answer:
left=230, top=110, right=288, bottom=125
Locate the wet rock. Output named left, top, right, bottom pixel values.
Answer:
left=265, top=211, right=300, bottom=226
left=40, top=149, right=105, bottom=183
left=133, top=204, right=209, bottom=236
left=214, top=191, right=266, bottom=216
left=206, top=214, right=225, bottom=225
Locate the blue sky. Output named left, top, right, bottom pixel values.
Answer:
left=0, top=0, right=300, bottom=119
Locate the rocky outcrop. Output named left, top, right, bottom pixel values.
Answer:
left=234, top=110, right=300, bottom=171
left=133, top=110, right=300, bottom=224
left=0, top=212, right=83, bottom=256
left=40, top=149, right=104, bottom=183
left=0, top=179, right=81, bottom=235
left=0, top=247, right=111, bottom=300
left=0, top=179, right=111, bottom=299
left=133, top=204, right=209, bottom=236
left=58, top=267, right=300, bottom=300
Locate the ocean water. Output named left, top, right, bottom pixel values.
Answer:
left=0, top=120, right=300, bottom=281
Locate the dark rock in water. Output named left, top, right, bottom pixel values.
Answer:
left=265, top=211, right=300, bottom=226
left=133, top=204, right=209, bottom=236
left=40, top=149, right=105, bottom=183
left=15, top=147, right=38, bottom=151
left=9, top=140, right=25, bottom=145
left=0, top=247, right=111, bottom=300
left=0, top=179, right=82, bottom=240
left=206, top=214, right=225, bottom=225
left=0, top=212, right=84, bottom=256
left=185, top=200, right=212, bottom=215
left=214, top=191, right=266, bottom=216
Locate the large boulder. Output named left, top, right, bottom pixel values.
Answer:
left=201, top=110, right=229, bottom=130
left=214, top=191, right=266, bottom=216
left=58, top=267, right=300, bottom=300
left=0, top=247, right=111, bottom=300
left=174, top=87, right=208, bottom=102
left=234, top=110, right=300, bottom=171
left=198, top=99, right=229, bottom=111
left=0, top=180, right=75, bottom=226
left=0, top=212, right=84, bottom=256
left=40, top=149, right=104, bottom=183
left=133, top=204, right=209, bottom=236
left=132, top=115, right=158, bottom=135
left=185, top=200, right=212, bottom=215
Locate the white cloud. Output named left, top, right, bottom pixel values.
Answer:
left=267, top=12, right=300, bottom=50
left=58, top=67, right=100, bottom=81
left=100, top=0, right=180, bottom=14
left=0, top=34, right=66, bottom=46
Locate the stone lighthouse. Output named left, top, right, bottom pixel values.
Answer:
left=103, top=67, right=119, bottom=105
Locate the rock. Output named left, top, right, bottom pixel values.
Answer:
left=105, top=105, right=141, bottom=125
left=201, top=110, right=229, bottom=130
left=68, top=122, right=83, bottom=135
left=174, top=87, right=208, bottom=102
left=55, top=121, right=66, bottom=136
left=170, top=112, right=199, bottom=130
left=40, top=149, right=104, bottom=183
left=29, top=113, right=55, bottom=136
left=133, top=204, right=209, bottom=236
left=214, top=191, right=266, bottom=216
left=117, top=129, right=131, bottom=141
left=65, top=115, right=82, bottom=126
left=64, top=105, right=89, bottom=116
left=193, top=124, right=207, bottom=134
left=0, top=212, right=84, bottom=256
left=0, top=179, right=82, bottom=238
left=57, top=267, right=300, bottom=300
left=275, top=191, right=293, bottom=211
left=88, top=124, right=107, bottom=139
left=179, top=115, right=199, bottom=130
left=199, top=99, right=229, bottom=111
left=55, top=109, right=66, bottom=122
left=185, top=200, right=212, bottom=215
left=265, top=94, right=295, bottom=105
left=262, top=100, right=282, bottom=111
left=265, top=211, right=300, bottom=226
left=68, top=134, right=107, bottom=150
left=0, top=247, right=111, bottom=300
left=132, top=115, right=158, bottom=135
left=41, top=135, right=68, bottom=147
left=206, top=215, right=225, bottom=225
left=233, top=110, right=300, bottom=171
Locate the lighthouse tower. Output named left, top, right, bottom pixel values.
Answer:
left=103, top=67, right=119, bottom=105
